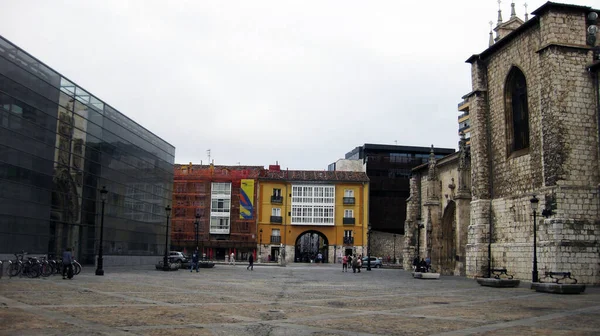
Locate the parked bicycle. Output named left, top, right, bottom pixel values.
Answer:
left=9, top=251, right=41, bottom=278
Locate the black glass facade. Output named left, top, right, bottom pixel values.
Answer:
left=0, top=35, right=175, bottom=264
left=337, top=144, right=455, bottom=234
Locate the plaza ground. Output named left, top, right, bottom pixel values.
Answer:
left=0, top=263, right=599, bottom=336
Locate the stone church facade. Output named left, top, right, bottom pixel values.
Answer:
left=404, top=2, right=600, bottom=284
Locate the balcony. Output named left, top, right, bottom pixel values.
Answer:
left=457, top=99, right=470, bottom=112
left=343, top=237, right=354, bottom=245
left=459, top=125, right=470, bottom=134
left=458, top=112, right=469, bottom=120
left=270, top=195, right=283, bottom=204
left=343, top=197, right=355, bottom=205
left=343, top=217, right=355, bottom=225
left=270, top=235, right=281, bottom=244
left=270, top=216, right=283, bottom=224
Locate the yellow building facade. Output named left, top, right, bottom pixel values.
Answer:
left=256, top=168, right=369, bottom=264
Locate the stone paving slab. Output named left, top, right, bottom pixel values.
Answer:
left=0, top=307, right=76, bottom=335
left=0, top=265, right=599, bottom=336
left=297, top=314, right=485, bottom=335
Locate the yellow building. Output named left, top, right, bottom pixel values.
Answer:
left=256, top=166, right=369, bottom=264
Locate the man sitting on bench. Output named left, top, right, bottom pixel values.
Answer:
left=417, top=258, right=428, bottom=272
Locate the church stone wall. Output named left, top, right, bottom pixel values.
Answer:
left=484, top=25, right=541, bottom=198
left=467, top=5, right=600, bottom=284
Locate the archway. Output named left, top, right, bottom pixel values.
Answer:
left=438, top=201, right=456, bottom=275
left=294, top=231, right=329, bottom=263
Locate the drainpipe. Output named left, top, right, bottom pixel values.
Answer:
left=485, top=87, right=495, bottom=279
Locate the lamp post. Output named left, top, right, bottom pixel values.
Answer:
left=393, top=234, right=396, bottom=264
left=95, top=186, right=108, bottom=276
left=530, top=195, right=539, bottom=283
left=259, top=229, right=263, bottom=262
left=162, top=205, right=172, bottom=271
left=367, top=224, right=372, bottom=271
left=194, top=213, right=200, bottom=251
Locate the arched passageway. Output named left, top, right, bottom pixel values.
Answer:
left=294, top=231, right=329, bottom=263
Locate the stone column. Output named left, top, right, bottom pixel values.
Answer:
left=403, top=174, right=421, bottom=270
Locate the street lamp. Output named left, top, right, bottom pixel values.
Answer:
left=259, top=229, right=263, bottom=262
left=367, top=224, right=372, bottom=271
left=194, top=213, right=200, bottom=251
left=162, top=205, right=172, bottom=271
left=95, top=186, right=108, bottom=276
left=530, top=195, right=539, bottom=283
left=393, top=234, right=396, bottom=264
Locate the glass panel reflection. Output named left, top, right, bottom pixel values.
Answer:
left=0, top=35, right=175, bottom=264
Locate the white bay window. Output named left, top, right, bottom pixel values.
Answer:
left=291, top=184, right=335, bottom=225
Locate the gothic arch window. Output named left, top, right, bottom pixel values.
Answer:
left=504, top=67, right=530, bottom=155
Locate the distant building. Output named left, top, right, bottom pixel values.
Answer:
left=327, top=159, right=365, bottom=172
left=457, top=99, right=471, bottom=145
left=172, top=164, right=263, bottom=261
left=256, top=165, right=369, bottom=263
left=330, top=144, right=455, bottom=235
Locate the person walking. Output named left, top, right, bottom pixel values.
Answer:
left=342, top=255, right=348, bottom=272
left=62, top=247, right=73, bottom=280
left=357, top=255, right=362, bottom=273
left=190, top=249, right=199, bottom=272
left=247, top=253, right=254, bottom=271
left=229, top=252, right=235, bottom=266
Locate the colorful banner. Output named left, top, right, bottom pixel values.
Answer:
left=240, top=179, right=255, bottom=219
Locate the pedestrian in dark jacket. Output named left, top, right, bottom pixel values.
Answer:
left=247, top=254, right=254, bottom=271
left=62, top=248, right=73, bottom=279
left=190, top=249, right=199, bottom=272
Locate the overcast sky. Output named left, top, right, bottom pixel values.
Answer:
left=0, top=0, right=593, bottom=170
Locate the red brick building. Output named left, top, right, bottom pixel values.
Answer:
left=172, top=163, right=263, bottom=261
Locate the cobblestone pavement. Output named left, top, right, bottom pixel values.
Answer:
left=1, top=263, right=599, bottom=336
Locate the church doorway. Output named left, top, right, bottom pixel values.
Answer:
left=437, top=201, right=456, bottom=275
left=294, top=231, right=329, bottom=263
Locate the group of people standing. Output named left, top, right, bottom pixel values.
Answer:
left=341, top=254, right=363, bottom=273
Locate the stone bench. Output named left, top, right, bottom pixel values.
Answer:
left=412, top=272, right=440, bottom=279
left=531, top=271, right=586, bottom=294
left=477, top=267, right=520, bottom=287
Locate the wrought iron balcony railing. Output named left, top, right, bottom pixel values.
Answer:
left=343, top=197, right=355, bottom=205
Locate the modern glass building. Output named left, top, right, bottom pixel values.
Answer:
left=0, top=35, right=175, bottom=265
left=329, top=144, right=455, bottom=234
